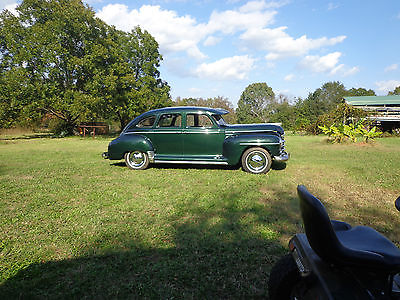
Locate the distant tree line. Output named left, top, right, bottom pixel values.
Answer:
left=176, top=81, right=399, bottom=134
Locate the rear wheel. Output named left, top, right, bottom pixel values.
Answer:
left=241, top=147, right=272, bottom=174
left=268, top=254, right=302, bottom=300
left=124, top=151, right=149, bottom=170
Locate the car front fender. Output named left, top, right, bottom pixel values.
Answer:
left=223, top=134, right=282, bottom=165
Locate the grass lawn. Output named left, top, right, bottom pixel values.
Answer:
left=0, top=134, right=399, bottom=298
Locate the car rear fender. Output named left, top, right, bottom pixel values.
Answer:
left=108, top=134, right=154, bottom=160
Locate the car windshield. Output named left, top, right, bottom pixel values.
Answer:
left=212, top=114, right=228, bottom=126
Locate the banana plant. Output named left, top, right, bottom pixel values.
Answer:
left=357, top=125, right=382, bottom=143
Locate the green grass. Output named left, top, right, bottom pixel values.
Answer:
left=0, top=134, right=399, bottom=298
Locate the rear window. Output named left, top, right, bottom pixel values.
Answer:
left=135, top=116, right=156, bottom=128
left=157, top=113, right=182, bottom=128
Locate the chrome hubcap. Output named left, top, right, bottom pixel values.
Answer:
left=128, top=151, right=145, bottom=168
left=246, top=151, right=266, bottom=172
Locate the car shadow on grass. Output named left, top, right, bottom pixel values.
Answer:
left=0, top=188, right=300, bottom=299
left=110, top=161, right=240, bottom=171
left=110, top=161, right=286, bottom=172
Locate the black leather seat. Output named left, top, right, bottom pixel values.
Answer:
left=297, top=185, right=400, bottom=273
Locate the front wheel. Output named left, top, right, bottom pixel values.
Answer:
left=241, top=147, right=272, bottom=174
left=124, top=151, right=149, bottom=170
left=268, top=254, right=303, bottom=300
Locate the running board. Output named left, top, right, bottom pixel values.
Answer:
left=154, top=160, right=228, bottom=165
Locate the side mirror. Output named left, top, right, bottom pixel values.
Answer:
left=396, top=196, right=400, bottom=212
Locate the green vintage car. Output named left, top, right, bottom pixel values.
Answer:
left=102, top=106, right=289, bottom=174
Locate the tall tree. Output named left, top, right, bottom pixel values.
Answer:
left=269, top=94, right=297, bottom=129
left=296, top=81, right=347, bottom=124
left=0, top=0, right=170, bottom=132
left=236, top=82, right=276, bottom=123
left=91, top=27, right=171, bottom=130
left=0, top=0, right=110, bottom=131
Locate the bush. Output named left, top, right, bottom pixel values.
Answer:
left=47, top=118, right=75, bottom=136
left=319, top=122, right=382, bottom=143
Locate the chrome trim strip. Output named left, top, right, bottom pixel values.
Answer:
left=125, top=131, right=182, bottom=134
left=154, top=160, right=228, bottom=165
left=226, top=130, right=274, bottom=134
left=125, top=131, right=222, bottom=134
left=239, top=142, right=280, bottom=146
left=183, top=131, right=221, bottom=134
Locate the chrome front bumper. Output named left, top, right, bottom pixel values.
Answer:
left=102, top=152, right=109, bottom=159
left=274, top=151, right=290, bottom=162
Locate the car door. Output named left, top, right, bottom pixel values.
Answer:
left=150, top=113, right=183, bottom=157
left=183, top=113, right=225, bottom=158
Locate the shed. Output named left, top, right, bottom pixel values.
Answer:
left=343, top=95, right=400, bottom=131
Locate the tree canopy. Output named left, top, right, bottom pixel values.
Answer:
left=346, top=87, right=376, bottom=97
left=236, top=82, right=276, bottom=124
left=0, top=0, right=170, bottom=132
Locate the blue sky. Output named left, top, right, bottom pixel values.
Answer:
left=2, top=0, right=400, bottom=106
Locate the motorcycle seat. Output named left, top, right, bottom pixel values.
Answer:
left=297, top=185, right=400, bottom=273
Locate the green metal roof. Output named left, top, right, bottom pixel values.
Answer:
left=344, top=96, right=400, bottom=106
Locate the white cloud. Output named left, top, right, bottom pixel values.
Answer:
left=97, top=4, right=208, bottom=59
left=240, top=26, right=346, bottom=60
left=375, top=80, right=400, bottom=93
left=327, top=2, right=339, bottom=11
left=203, top=36, right=221, bottom=46
left=206, top=5, right=277, bottom=35
left=239, top=0, right=287, bottom=12
left=343, top=66, right=360, bottom=77
left=194, top=55, right=255, bottom=80
left=284, top=74, right=295, bottom=81
left=97, top=1, right=348, bottom=80
left=385, top=64, right=398, bottom=72
left=96, top=1, right=281, bottom=60
left=266, top=61, right=276, bottom=69
left=300, top=52, right=343, bottom=74
left=299, top=52, right=359, bottom=76
left=96, top=1, right=287, bottom=61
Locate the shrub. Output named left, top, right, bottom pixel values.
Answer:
left=319, top=122, right=382, bottom=143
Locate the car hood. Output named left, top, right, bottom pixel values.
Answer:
left=225, top=123, right=284, bottom=135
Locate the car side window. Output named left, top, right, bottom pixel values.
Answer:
left=157, top=113, right=182, bottom=128
left=135, top=116, right=156, bottom=128
left=186, top=114, right=214, bottom=128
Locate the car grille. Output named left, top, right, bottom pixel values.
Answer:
left=280, top=137, right=286, bottom=153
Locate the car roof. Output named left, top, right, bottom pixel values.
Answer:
left=144, top=106, right=229, bottom=115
